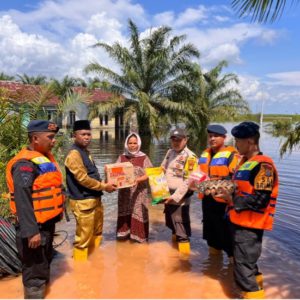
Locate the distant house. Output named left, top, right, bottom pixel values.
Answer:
left=0, top=80, right=124, bottom=129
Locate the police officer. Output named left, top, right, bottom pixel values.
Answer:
left=217, top=121, right=279, bottom=299
left=161, top=128, right=198, bottom=254
left=65, top=120, right=116, bottom=261
left=198, top=124, right=239, bottom=259
left=6, top=120, right=63, bottom=299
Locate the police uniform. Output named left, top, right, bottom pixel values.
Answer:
left=6, top=120, right=63, bottom=299
left=65, top=120, right=107, bottom=261
left=199, top=124, right=239, bottom=257
left=229, top=122, right=279, bottom=299
left=161, top=128, right=198, bottom=253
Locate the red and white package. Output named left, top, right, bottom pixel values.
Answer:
left=188, top=171, right=210, bottom=191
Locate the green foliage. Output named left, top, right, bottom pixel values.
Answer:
left=232, top=0, right=299, bottom=23
left=280, top=122, right=300, bottom=156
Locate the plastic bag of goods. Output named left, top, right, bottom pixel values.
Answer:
left=145, top=167, right=171, bottom=205
left=188, top=171, right=210, bottom=191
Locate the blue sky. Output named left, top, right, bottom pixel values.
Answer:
left=0, top=0, right=299, bottom=114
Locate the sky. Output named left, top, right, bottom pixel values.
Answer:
left=0, top=0, right=299, bottom=114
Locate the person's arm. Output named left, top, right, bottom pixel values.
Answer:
left=12, top=160, right=41, bottom=245
left=136, top=156, right=153, bottom=184
left=65, top=149, right=108, bottom=191
left=233, top=163, right=275, bottom=212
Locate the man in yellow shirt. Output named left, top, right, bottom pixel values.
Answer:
left=65, top=120, right=116, bottom=261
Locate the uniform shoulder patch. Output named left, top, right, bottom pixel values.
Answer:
left=254, top=163, right=274, bottom=191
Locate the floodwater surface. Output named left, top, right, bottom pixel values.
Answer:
left=0, top=125, right=299, bottom=298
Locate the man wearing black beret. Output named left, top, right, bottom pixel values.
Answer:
left=198, top=124, right=239, bottom=261
left=65, top=120, right=117, bottom=261
left=216, top=121, right=279, bottom=299
left=6, top=120, right=63, bottom=298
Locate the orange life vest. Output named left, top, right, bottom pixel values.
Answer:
left=198, top=146, right=239, bottom=202
left=6, top=148, right=64, bottom=224
left=229, top=155, right=279, bottom=230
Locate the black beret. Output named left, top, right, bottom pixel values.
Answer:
left=73, top=120, right=91, bottom=131
left=207, top=124, right=227, bottom=135
left=170, top=128, right=187, bottom=139
left=27, top=120, right=59, bottom=133
left=231, top=121, right=260, bottom=139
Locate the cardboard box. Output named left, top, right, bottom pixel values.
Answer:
left=105, top=162, right=135, bottom=189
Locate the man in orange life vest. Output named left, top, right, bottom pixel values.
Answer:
left=217, top=121, right=279, bottom=299
left=198, top=124, right=239, bottom=259
left=6, top=120, right=63, bottom=299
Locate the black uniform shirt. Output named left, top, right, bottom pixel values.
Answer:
left=12, top=159, right=40, bottom=238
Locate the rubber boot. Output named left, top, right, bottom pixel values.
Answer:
left=256, top=273, right=264, bottom=289
left=24, top=284, right=46, bottom=299
left=178, top=241, right=190, bottom=255
left=93, top=235, right=102, bottom=247
left=73, top=247, right=88, bottom=261
left=242, top=289, right=265, bottom=299
left=209, top=246, right=222, bottom=255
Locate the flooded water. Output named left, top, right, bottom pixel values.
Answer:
left=1, top=124, right=300, bottom=299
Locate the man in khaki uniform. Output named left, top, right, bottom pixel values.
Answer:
left=65, top=120, right=116, bottom=261
left=161, top=128, right=198, bottom=254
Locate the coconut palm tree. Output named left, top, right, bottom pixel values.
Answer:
left=85, top=19, right=200, bottom=137
left=232, top=0, right=300, bottom=23
left=184, top=61, right=249, bottom=151
left=16, top=74, right=48, bottom=85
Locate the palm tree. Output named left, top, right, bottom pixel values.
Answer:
left=184, top=61, right=249, bottom=151
left=280, top=122, right=300, bottom=156
left=232, top=0, right=300, bottom=23
left=85, top=19, right=200, bottom=137
left=16, top=74, right=48, bottom=85
left=49, top=76, right=87, bottom=99
left=0, top=72, right=14, bottom=81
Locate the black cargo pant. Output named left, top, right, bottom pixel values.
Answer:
left=202, top=196, right=233, bottom=256
left=16, top=223, right=55, bottom=288
left=164, top=204, right=191, bottom=242
left=231, top=223, right=264, bottom=292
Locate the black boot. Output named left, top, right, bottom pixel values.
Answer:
left=24, top=284, right=46, bottom=299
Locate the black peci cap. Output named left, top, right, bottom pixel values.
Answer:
left=27, top=120, right=59, bottom=133
left=231, top=121, right=260, bottom=139
left=73, top=120, right=91, bottom=131
left=207, top=124, right=227, bottom=135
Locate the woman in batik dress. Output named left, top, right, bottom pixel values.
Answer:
left=116, top=132, right=152, bottom=243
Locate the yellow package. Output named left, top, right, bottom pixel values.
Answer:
left=145, top=167, right=170, bottom=205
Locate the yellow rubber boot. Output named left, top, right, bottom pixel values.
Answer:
left=73, top=248, right=88, bottom=261
left=178, top=242, right=190, bottom=255
left=209, top=246, right=222, bottom=255
left=256, top=273, right=264, bottom=289
left=242, top=289, right=265, bottom=299
left=93, top=235, right=102, bottom=247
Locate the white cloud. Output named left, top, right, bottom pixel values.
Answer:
left=174, top=6, right=208, bottom=27
left=267, top=71, right=300, bottom=86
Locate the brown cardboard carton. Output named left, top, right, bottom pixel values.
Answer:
left=105, top=162, right=135, bottom=189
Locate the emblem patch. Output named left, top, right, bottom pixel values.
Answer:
left=254, top=163, right=274, bottom=191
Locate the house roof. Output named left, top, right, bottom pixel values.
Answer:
left=0, top=81, right=116, bottom=106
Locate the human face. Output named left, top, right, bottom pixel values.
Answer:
left=170, top=136, right=187, bottom=152
left=74, top=130, right=92, bottom=148
left=234, top=138, right=251, bottom=156
left=208, top=133, right=225, bottom=152
left=33, top=132, right=56, bottom=154
left=127, top=136, right=139, bottom=153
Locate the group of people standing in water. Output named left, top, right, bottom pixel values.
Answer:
left=6, top=118, right=278, bottom=299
